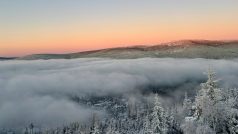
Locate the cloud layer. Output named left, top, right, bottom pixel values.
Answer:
left=1, top=58, right=238, bottom=128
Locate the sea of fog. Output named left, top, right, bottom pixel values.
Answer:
left=1, top=58, right=238, bottom=128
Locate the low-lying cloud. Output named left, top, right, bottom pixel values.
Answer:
left=1, top=58, right=238, bottom=128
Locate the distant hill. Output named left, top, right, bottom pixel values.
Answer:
left=17, top=40, right=238, bottom=60
left=0, top=57, right=16, bottom=60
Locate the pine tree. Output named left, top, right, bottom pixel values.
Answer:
left=194, top=68, right=220, bottom=120
left=29, top=123, right=34, bottom=134
left=192, top=68, right=228, bottom=133
left=151, top=94, right=167, bottom=134
left=24, top=127, right=29, bottom=134
left=106, top=125, right=120, bottom=134
left=228, top=112, right=238, bottom=134
left=201, top=68, right=218, bottom=101
left=143, top=112, right=153, bottom=134
left=195, top=123, right=216, bottom=134
left=183, top=92, right=192, bottom=116
left=90, top=113, right=101, bottom=134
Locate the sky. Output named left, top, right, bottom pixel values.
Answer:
left=0, top=0, right=238, bottom=57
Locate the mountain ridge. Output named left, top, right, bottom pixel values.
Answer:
left=14, top=40, right=238, bottom=60
left=0, top=57, right=17, bottom=60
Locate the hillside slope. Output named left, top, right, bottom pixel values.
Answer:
left=18, top=40, right=238, bottom=60
left=0, top=57, right=16, bottom=60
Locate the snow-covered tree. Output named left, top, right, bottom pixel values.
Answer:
left=105, top=125, right=120, bottom=134
left=182, top=92, right=192, bottom=117
left=166, top=109, right=182, bottom=134
left=29, top=123, right=34, bottom=134
left=194, top=68, right=222, bottom=122
left=228, top=113, right=238, bottom=134
left=185, top=68, right=236, bottom=133
left=90, top=113, right=101, bottom=134
left=201, top=68, right=218, bottom=101
left=181, top=119, right=197, bottom=134
left=23, top=127, right=29, bottom=134
left=142, top=112, right=153, bottom=134
left=195, top=123, right=216, bottom=134
left=151, top=94, right=168, bottom=134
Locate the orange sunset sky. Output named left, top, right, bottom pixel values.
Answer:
left=0, top=0, right=238, bottom=57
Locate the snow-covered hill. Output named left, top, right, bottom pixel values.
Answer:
left=17, top=40, right=238, bottom=60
